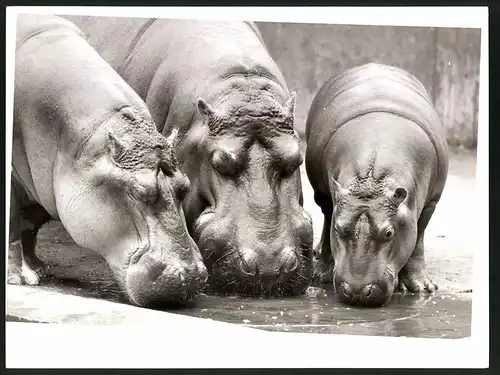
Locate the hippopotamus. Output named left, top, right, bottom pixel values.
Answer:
left=305, top=63, right=449, bottom=307
left=9, top=14, right=208, bottom=307
left=66, top=16, right=314, bottom=296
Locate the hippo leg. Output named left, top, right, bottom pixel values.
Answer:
left=312, top=191, right=335, bottom=285
left=7, top=182, right=49, bottom=286
left=397, top=202, right=438, bottom=293
left=8, top=184, right=26, bottom=285
left=20, top=204, right=51, bottom=277
left=8, top=238, right=24, bottom=285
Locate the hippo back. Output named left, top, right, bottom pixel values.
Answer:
left=65, top=16, right=288, bottom=134
left=16, top=13, right=87, bottom=50
left=61, top=15, right=155, bottom=72
left=305, top=63, right=449, bottom=203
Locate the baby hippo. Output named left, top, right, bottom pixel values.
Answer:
left=305, top=63, right=449, bottom=307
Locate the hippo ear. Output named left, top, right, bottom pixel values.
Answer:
left=283, top=91, right=297, bottom=118
left=331, top=177, right=350, bottom=198
left=391, top=187, right=407, bottom=206
left=197, top=98, right=216, bottom=119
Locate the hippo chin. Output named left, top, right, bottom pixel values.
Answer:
left=305, top=63, right=449, bottom=307
left=10, top=14, right=207, bottom=307
left=69, top=17, right=314, bottom=296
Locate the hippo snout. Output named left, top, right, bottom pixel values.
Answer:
left=197, top=212, right=313, bottom=296
left=237, top=246, right=300, bottom=282
left=125, top=248, right=208, bottom=307
left=335, top=276, right=393, bottom=308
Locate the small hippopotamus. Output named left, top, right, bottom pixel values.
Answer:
left=305, top=63, right=449, bottom=307
left=9, top=14, right=208, bottom=307
left=68, top=16, right=314, bottom=296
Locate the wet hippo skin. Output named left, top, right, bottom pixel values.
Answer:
left=10, top=14, right=208, bottom=307
left=305, top=63, right=449, bottom=307
left=68, top=16, right=315, bottom=297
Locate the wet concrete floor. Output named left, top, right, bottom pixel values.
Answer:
left=7, top=147, right=476, bottom=339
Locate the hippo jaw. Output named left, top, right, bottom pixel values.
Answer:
left=180, top=92, right=314, bottom=296
left=55, top=107, right=207, bottom=307
left=328, top=176, right=417, bottom=307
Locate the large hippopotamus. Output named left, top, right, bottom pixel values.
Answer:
left=305, top=63, right=449, bottom=307
left=10, top=14, right=207, bottom=307
left=67, top=16, right=314, bottom=296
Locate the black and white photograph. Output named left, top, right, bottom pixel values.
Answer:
left=5, top=6, right=488, bottom=369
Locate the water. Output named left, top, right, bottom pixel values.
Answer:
left=32, top=278, right=471, bottom=339
left=173, top=287, right=472, bottom=338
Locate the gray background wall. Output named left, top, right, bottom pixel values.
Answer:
left=255, top=22, right=481, bottom=149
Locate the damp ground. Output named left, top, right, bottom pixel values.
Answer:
left=7, top=147, right=476, bottom=339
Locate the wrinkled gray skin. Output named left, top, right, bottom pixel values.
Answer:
left=10, top=14, right=208, bottom=307
left=305, top=63, right=449, bottom=307
left=67, top=16, right=314, bottom=296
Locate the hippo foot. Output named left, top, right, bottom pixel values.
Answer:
left=311, top=247, right=334, bottom=285
left=396, top=270, right=438, bottom=294
left=23, top=254, right=49, bottom=277
left=7, top=260, right=45, bottom=286
left=7, top=272, right=25, bottom=285
left=22, top=261, right=42, bottom=285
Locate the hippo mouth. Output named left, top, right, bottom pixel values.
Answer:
left=123, top=243, right=208, bottom=307
left=203, top=246, right=312, bottom=297
left=192, top=207, right=313, bottom=297
left=207, top=266, right=311, bottom=297
left=332, top=265, right=396, bottom=307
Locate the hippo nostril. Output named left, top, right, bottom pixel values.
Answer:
left=362, top=284, right=374, bottom=299
left=287, top=257, right=299, bottom=273
left=239, top=250, right=258, bottom=277
left=178, top=271, right=186, bottom=284
left=279, top=247, right=299, bottom=275
left=198, top=264, right=209, bottom=284
left=240, top=259, right=257, bottom=276
left=341, top=282, right=353, bottom=299
left=362, top=283, right=383, bottom=301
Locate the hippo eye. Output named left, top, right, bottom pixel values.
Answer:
left=277, top=152, right=303, bottom=178
left=211, top=150, right=241, bottom=177
left=383, top=227, right=395, bottom=241
left=334, top=223, right=349, bottom=239
left=130, top=180, right=159, bottom=205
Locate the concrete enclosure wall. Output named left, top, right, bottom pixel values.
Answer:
left=256, top=22, right=481, bottom=149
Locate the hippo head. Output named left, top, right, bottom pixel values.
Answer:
left=55, top=107, right=207, bottom=307
left=179, top=85, right=313, bottom=296
left=328, top=174, right=416, bottom=307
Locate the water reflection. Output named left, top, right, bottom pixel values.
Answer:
left=34, top=278, right=471, bottom=339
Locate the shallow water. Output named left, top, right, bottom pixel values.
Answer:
left=33, top=278, right=471, bottom=339
left=177, top=288, right=472, bottom=338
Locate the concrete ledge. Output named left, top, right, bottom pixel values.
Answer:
left=6, top=286, right=479, bottom=368
left=6, top=285, right=268, bottom=335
